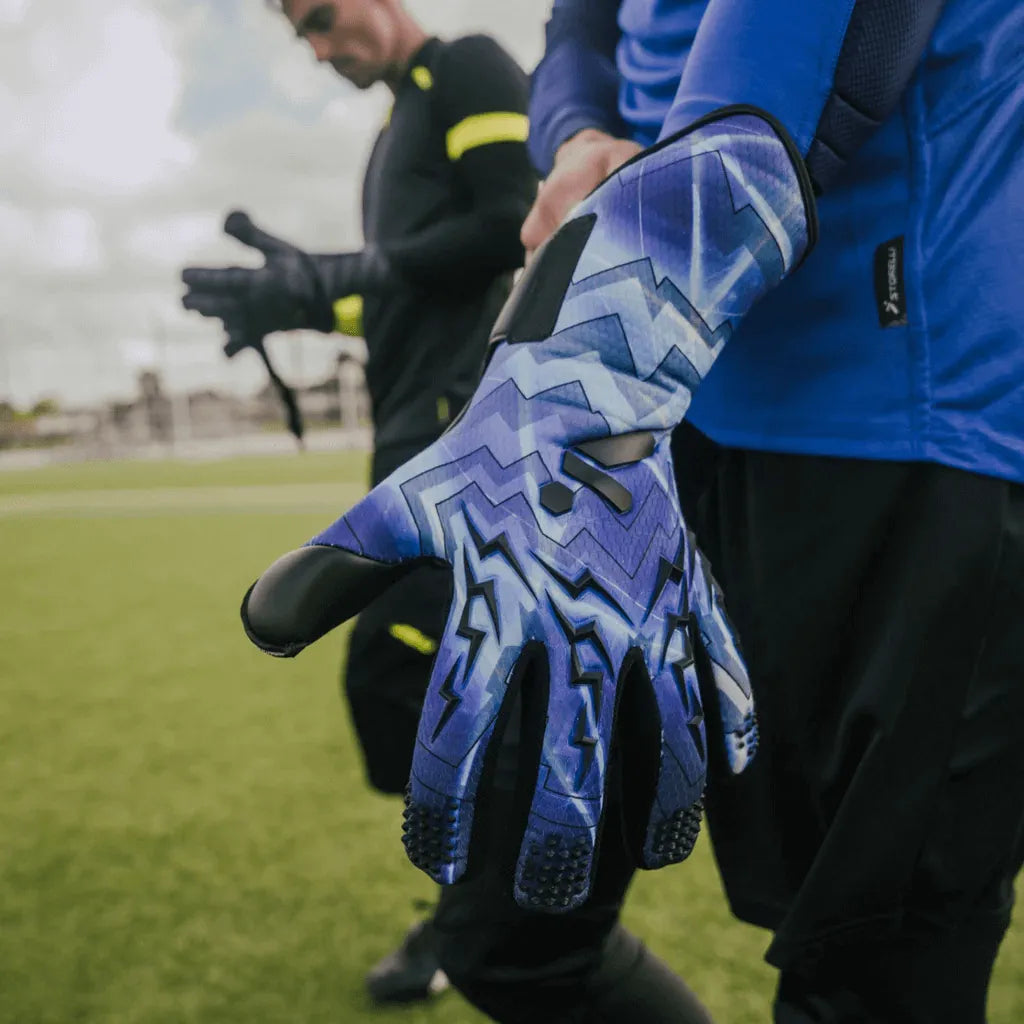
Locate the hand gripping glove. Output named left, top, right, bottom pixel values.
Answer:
left=181, top=210, right=392, bottom=346
left=242, top=107, right=816, bottom=910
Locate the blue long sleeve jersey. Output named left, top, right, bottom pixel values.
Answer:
left=529, top=0, right=1024, bottom=484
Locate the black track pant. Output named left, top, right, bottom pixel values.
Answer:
left=343, top=562, right=451, bottom=794
left=342, top=443, right=451, bottom=794
left=433, top=706, right=714, bottom=1024
left=681, top=431, right=1024, bottom=1023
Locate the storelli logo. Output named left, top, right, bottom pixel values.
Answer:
left=874, top=236, right=908, bottom=328
left=883, top=245, right=900, bottom=314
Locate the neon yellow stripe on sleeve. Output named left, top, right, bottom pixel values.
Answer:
left=389, top=622, right=438, bottom=656
left=446, top=112, right=529, bottom=161
left=332, top=294, right=363, bottom=337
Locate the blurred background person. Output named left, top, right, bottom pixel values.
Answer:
left=180, top=0, right=537, bottom=1005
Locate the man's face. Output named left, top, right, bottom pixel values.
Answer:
left=283, top=0, right=400, bottom=89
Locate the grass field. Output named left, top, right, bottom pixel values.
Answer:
left=1, top=451, right=1021, bottom=1023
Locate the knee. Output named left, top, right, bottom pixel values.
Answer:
left=432, top=911, right=614, bottom=1024
left=433, top=925, right=515, bottom=1021
left=431, top=923, right=484, bottom=996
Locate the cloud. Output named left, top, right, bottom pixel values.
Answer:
left=0, top=204, right=104, bottom=274
left=6, top=2, right=194, bottom=196
left=1, top=0, right=551, bottom=407
left=0, top=0, right=30, bottom=24
left=122, top=212, right=224, bottom=270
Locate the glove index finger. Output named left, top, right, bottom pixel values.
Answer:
left=181, top=266, right=257, bottom=293
left=403, top=592, right=530, bottom=888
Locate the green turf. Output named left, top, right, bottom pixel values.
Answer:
left=0, top=448, right=369, bottom=496
left=0, top=454, right=1021, bottom=1023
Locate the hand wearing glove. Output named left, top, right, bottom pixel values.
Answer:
left=180, top=211, right=391, bottom=444
left=241, top=107, right=816, bottom=910
left=181, top=210, right=392, bottom=348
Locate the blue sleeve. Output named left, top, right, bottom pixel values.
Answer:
left=527, top=0, right=627, bottom=176
left=659, top=0, right=946, bottom=192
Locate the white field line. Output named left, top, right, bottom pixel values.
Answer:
left=0, top=483, right=365, bottom=519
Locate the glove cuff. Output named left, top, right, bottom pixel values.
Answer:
left=486, top=106, right=817, bottom=432
left=310, top=248, right=394, bottom=332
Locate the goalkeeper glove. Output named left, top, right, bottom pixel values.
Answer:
left=241, top=107, right=815, bottom=910
left=181, top=209, right=390, bottom=347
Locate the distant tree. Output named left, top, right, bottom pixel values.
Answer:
left=30, top=398, right=59, bottom=417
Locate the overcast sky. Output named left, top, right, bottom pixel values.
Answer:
left=0, top=0, right=551, bottom=408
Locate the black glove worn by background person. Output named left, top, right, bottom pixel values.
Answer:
left=180, top=211, right=392, bottom=445
left=181, top=210, right=392, bottom=349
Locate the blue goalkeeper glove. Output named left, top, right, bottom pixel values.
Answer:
left=242, top=107, right=815, bottom=910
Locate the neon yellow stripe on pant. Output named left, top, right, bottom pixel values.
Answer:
left=389, top=623, right=437, bottom=656
left=333, top=294, right=363, bottom=337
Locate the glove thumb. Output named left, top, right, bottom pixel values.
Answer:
left=223, top=210, right=296, bottom=258
left=242, top=474, right=428, bottom=658
left=242, top=544, right=411, bottom=658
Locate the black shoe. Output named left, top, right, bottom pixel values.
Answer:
left=366, top=918, right=449, bottom=1005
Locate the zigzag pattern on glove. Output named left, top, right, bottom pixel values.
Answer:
left=246, top=107, right=814, bottom=910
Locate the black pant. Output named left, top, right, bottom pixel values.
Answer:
left=686, top=435, right=1024, bottom=1022
left=433, top=701, right=713, bottom=1024
left=343, top=562, right=452, bottom=793
left=342, top=441, right=451, bottom=794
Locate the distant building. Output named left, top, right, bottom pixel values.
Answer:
left=248, top=351, right=370, bottom=432
left=0, top=345, right=372, bottom=461
left=33, top=410, right=100, bottom=443
left=186, top=389, right=246, bottom=438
